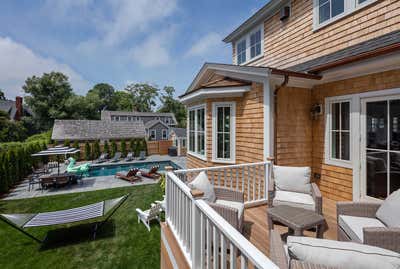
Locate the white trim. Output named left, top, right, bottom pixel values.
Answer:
left=234, top=24, right=264, bottom=65
left=324, top=96, right=354, bottom=169
left=313, top=0, right=378, bottom=31
left=180, top=86, right=251, bottom=104
left=211, top=102, right=236, bottom=164
left=187, top=104, right=207, bottom=161
left=263, top=79, right=274, bottom=160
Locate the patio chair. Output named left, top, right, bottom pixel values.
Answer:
left=94, top=153, right=109, bottom=164
left=268, top=165, right=322, bottom=215
left=269, top=230, right=400, bottom=269
left=337, top=189, right=400, bottom=253
left=140, top=166, right=161, bottom=179
left=138, top=151, right=146, bottom=160
left=125, top=152, right=134, bottom=161
left=115, top=168, right=141, bottom=183
left=0, top=194, right=130, bottom=243
left=110, top=152, right=122, bottom=162
left=155, top=195, right=166, bottom=212
left=27, top=174, right=41, bottom=191
left=136, top=203, right=162, bottom=231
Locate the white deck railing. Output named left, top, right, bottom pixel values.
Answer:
left=166, top=162, right=278, bottom=269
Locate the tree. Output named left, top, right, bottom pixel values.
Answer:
left=84, top=141, right=91, bottom=160
left=23, top=72, right=74, bottom=130
left=72, top=140, right=80, bottom=160
left=158, top=86, right=187, bottom=128
left=0, top=89, right=6, bottom=100
left=103, top=141, right=110, bottom=155
left=85, top=83, right=116, bottom=118
left=93, top=140, right=100, bottom=159
left=120, top=139, right=127, bottom=157
left=63, top=139, right=70, bottom=147
left=125, top=83, right=159, bottom=112
left=0, top=111, right=28, bottom=142
left=111, top=140, right=117, bottom=157
left=112, top=91, right=134, bottom=111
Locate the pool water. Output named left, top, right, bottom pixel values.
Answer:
left=87, top=161, right=181, bottom=177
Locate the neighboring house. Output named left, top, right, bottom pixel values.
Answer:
left=145, top=119, right=171, bottom=141
left=51, top=119, right=146, bottom=142
left=0, top=96, right=32, bottom=121
left=180, top=0, right=400, bottom=202
left=169, top=127, right=187, bottom=156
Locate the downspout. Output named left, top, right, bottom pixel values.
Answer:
left=273, top=75, right=289, bottom=165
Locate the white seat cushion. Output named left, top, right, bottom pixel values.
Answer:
left=287, top=236, right=400, bottom=269
left=215, top=199, right=244, bottom=220
left=273, top=166, right=311, bottom=194
left=338, top=215, right=386, bottom=243
left=273, top=190, right=315, bottom=211
left=188, top=171, right=216, bottom=202
left=376, top=189, right=400, bottom=228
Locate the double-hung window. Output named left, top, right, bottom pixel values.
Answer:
left=150, top=130, right=156, bottom=141
left=212, top=102, right=236, bottom=163
left=188, top=105, right=206, bottom=159
left=162, top=129, right=168, bottom=140
left=314, top=0, right=377, bottom=29
left=325, top=98, right=352, bottom=167
left=236, top=39, right=246, bottom=65
left=235, top=26, right=263, bottom=65
left=250, top=29, right=262, bottom=59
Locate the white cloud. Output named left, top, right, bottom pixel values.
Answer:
left=0, top=36, right=91, bottom=98
left=185, top=32, right=222, bottom=58
left=103, top=0, right=177, bottom=46
left=130, top=27, right=176, bottom=68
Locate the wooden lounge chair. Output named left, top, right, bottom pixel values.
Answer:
left=125, top=152, right=134, bottom=161
left=140, top=166, right=161, bottom=179
left=115, top=168, right=141, bottom=183
left=136, top=203, right=162, bottom=231
left=110, top=152, right=122, bottom=162
left=94, top=153, right=109, bottom=163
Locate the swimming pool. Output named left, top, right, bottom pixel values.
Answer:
left=87, top=161, right=181, bottom=177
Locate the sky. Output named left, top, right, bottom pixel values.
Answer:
left=0, top=0, right=268, bottom=99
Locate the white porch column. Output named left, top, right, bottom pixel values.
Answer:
left=263, top=78, right=274, bottom=160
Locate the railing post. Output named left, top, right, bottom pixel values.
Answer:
left=265, top=157, right=274, bottom=200
left=191, top=189, right=204, bottom=269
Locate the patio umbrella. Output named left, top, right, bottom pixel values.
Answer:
left=31, top=146, right=80, bottom=174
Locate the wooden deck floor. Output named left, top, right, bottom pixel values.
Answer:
left=243, top=198, right=338, bottom=256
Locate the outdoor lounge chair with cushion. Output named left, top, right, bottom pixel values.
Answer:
left=138, top=151, right=146, bottom=160
left=0, top=194, right=129, bottom=243
left=125, top=152, right=134, bottom=162
left=268, top=165, right=322, bottom=215
left=94, top=153, right=109, bottom=164
left=110, top=152, right=122, bottom=162
left=140, top=166, right=161, bottom=179
left=136, top=203, right=162, bottom=231
left=337, top=189, right=400, bottom=253
left=269, top=230, right=400, bottom=269
left=115, top=168, right=141, bottom=183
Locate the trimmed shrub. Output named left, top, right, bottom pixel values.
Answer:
left=72, top=140, right=80, bottom=160
left=111, top=140, right=117, bottom=157
left=63, top=139, right=70, bottom=147
left=129, top=139, right=135, bottom=154
left=121, top=139, right=127, bottom=157
left=84, top=141, right=91, bottom=160
left=93, top=140, right=101, bottom=159
left=103, top=141, right=110, bottom=156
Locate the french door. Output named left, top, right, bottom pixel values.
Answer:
left=361, top=95, right=400, bottom=200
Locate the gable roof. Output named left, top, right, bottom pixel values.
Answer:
left=288, top=30, right=400, bottom=73
left=145, top=119, right=170, bottom=129
left=223, top=0, right=288, bottom=43
left=171, top=128, right=186, bottom=138
left=101, top=110, right=177, bottom=124
left=0, top=99, right=33, bottom=120
left=51, top=120, right=146, bottom=141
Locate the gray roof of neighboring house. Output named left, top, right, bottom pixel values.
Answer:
left=145, top=119, right=170, bottom=129
left=101, top=110, right=177, bottom=124
left=0, top=99, right=33, bottom=119
left=288, top=30, right=400, bottom=73
left=51, top=120, right=146, bottom=141
left=171, top=128, right=187, bottom=138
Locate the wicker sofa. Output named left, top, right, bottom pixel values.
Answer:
left=208, top=186, right=245, bottom=232
left=337, top=201, right=400, bottom=253
left=268, top=165, right=323, bottom=215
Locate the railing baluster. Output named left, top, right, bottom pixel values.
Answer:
left=230, top=243, right=237, bottom=269
left=241, top=167, right=244, bottom=193
left=236, top=168, right=239, bottom=190
left=230, top=168, right=233, bottom=188
left=258, top=165, right=261, bottom=200
left=224, top=169, right=227, bottom=187
left=200, top=213, right=205, bottom=268
left=213, top=225, right=219, bottom=269
left=253, top=165, right=256, bottom=201
left=206, top=219, right=211, bottom=269
left=247, top=166, right=250, bottom=202
left=240, top=255, right=248, bottom=269
left=221, top=234, right=227, bottom=269
left=218, top=170, right=221, bottom=187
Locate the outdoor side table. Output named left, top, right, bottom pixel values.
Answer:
left=267, top=205, right=327, bottom=238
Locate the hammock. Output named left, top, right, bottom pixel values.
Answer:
left=0, top=194, right=129, bottom=243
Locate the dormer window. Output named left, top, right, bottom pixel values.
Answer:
left=237, top=39, right=246, bottom=65
left=235, top=25, right=263, bottom=65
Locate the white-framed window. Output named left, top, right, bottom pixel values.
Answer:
left=162, top=129, right=168, bottom=140
left=188, top=104, right=206, bottom=159
left=325, top=97, right=352, bottom=168
left=150, top=130, right=156, bottom=141
left=235, top=25, right=264, bottom=65
left=212, top=102, right=236, bottom=163
left=313, top=0, right=378, bottom=30
left=182, top=138, right=186, bottom=148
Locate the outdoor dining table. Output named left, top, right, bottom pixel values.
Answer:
left=39, top=173, right=76, bottom=189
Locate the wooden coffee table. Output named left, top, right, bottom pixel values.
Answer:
left=267, top=205, right=327, bottom=238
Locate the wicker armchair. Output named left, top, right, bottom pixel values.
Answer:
left=268, top=166, right=323, bottom=215
left=269, top=230, right=335, bottom=269
left=208, top=187, right=245, bottom=232
left=337, top=201, right=400, bottom=253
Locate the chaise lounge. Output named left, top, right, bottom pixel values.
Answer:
left=115, top=168, right=141, bottom=183
left=140, top=166, right=161, bottom=179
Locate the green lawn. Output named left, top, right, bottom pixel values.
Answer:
left=0, top=184, right=163, bottom=269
